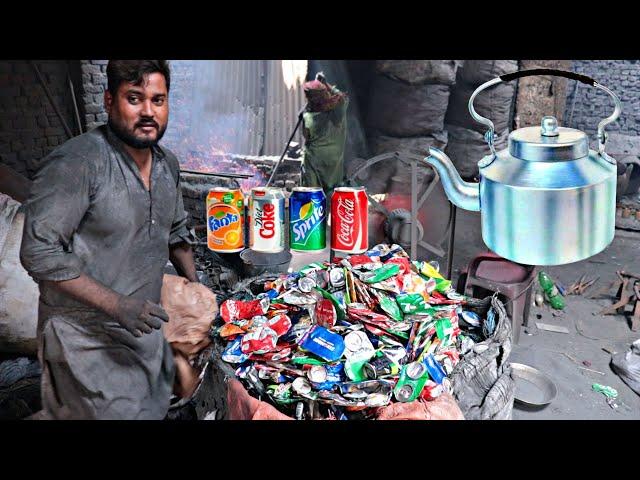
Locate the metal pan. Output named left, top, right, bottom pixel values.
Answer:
left=510, top=363, right=557, bottom=407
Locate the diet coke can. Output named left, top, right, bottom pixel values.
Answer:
left=249, top=187, right=285, bottom=253
left=331, top=186, right=368, bottom=254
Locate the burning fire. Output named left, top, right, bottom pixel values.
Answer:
left=164, top=129, right=267, bottom=193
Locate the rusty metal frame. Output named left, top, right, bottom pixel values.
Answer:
left=345, top=150, right=454, bottom=262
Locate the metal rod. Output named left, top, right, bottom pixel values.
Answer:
left=180, top=169, right=252, bottom=179
left=410, top=158, right=418, bottom=261
left=446, top=203, right=457, bottom=280
left=68, top=72, right=83, bottom=135
left=265, top=108, right=305, bottom=187
left=30, top=61, right=74, bottom=139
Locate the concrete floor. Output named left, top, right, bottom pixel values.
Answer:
left=452, top=208, right=640, bottom=420
left=289, top=194, right=640, bottom=419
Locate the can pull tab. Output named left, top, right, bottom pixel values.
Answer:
left=541, top=116, right=560, bottom=137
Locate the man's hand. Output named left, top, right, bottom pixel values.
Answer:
left=113, top=297, right=169, bottom=338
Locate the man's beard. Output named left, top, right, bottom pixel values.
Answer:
left=108, top=117, right=167, bottom=149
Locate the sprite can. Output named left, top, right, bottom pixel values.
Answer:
left=289, top=187, right=327, bottom=252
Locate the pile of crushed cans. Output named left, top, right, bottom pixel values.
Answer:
left=215, top=244, right=496, bottom=420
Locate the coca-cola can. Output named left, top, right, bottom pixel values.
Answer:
left=331, top=186, right=368, bottom=254
left=249, top=187, right=285, bottom=253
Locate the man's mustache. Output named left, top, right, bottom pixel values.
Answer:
left=136, top=120, right=159, bottom=129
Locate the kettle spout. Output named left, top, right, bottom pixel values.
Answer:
left=424, top=147, right=480, bottom=212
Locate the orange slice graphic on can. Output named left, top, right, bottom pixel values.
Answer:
left=207, top=203, right=243, bottom=251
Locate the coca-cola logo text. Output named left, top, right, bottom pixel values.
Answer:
left=336, top=197, right=355, bottom=247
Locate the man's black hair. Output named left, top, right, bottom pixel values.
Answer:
left=106, top=60, right=171, bottom=96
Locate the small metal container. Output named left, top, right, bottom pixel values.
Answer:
left=510, top=362, right=557, bottom=406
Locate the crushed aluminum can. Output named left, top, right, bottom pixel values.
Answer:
left=298, top=276, right=317, bottom=293
left=295, top=401, right=305, bottom=420
left=382, top=346, right=407, bottom=366
left=267, top=313, right=292, bottom=337
left=315, top=298, right=337, bottom=329
left=344, top=330, right=375, bottom=357
left=298, top=325, right=346, bottom=362
left=446, top=290, right=465, bottom=301
left=221, top=297, right=270, bottom=323
left=363, top=355, right=399, bottom=379
left=249, top=315, right=269, bottom=328
left=423, top=354, right=447, bottom=384
left=311, top=362, right=343, bottom=391
left=332, top=290, right=348, bottom=310
left=345, top=349, right=375, bottom=382
left=222, top=337, right=249, bottom=364
left=292, top=377, right=312, bottom=395
left=307, top=269, right=329, bottom=290
left=329, top=267, right=346, bottom=289
left=240, top=326, right=278, bottom=354
left=405, top=361, right=427, bottom=380
left=365, top=392, right=392, bottom=407
left=420, top=380, right=444, bottom=401
left=342, top=390, right=368, bottom=400
left=307, top=365, right=328, bottom=383
left=282, top=290, right=317, bottom=305
left=395, top=384, right=415, bottom=403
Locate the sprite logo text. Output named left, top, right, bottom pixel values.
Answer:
left=336, top=197, right=356, bottom=247
left=256, top=202, right=276, bottom=239
left=209, top=212, right=239, bottom=231
left=293, top=202, right=324, bottom=243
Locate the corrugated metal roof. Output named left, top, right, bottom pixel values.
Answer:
left=167, top=60, right=305, bottom=157
left=264, top=60, right=306, bottom=155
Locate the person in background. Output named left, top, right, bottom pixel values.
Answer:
left=301, top=72, right=349, bottom=195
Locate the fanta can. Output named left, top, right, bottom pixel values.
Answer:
left=206, top=187, right=244, bottom=253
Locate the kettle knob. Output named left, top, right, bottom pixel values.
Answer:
left=541, top=116, right=560, bottom=137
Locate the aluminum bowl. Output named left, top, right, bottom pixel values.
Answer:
left=510, top=362, right=558, bottom=407
left=239, top=248, right=292, bottom=278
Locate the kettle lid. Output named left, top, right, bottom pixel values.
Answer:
left=509, top=116, right=588, bottom=162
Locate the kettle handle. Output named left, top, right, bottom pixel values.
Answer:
left=469, top=68, right=622, bottom=163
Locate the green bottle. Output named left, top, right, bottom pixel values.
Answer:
left=538, top=271, right=565, bottom=310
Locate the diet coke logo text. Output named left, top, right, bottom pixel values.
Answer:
left=256, top=203, right=275, bottom=239
left=336, top=198, right=355, bottom=247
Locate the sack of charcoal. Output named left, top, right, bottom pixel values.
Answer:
left=203, top=244, right=513, bottom=420
left=367, top=75, right=450, bottom=137
left=375, top=60, right=461, bottom=86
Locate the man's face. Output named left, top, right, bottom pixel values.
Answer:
left=104, top=72, right=169, bottom=149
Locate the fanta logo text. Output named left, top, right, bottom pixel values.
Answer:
left=256, top=203, right=276, bottom=239
left=336, top=198, right=355, bottom=246
left=293, top=204, right=324, bottom=242
left=209, top=213, right=239, bottom=231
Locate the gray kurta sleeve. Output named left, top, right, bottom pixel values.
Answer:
left=20, top=151, right=93, bottom=282
left=168, top=170, right=193, bottom=246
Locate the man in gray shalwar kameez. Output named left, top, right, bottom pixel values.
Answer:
left=20, top=60, right=199, bottom=419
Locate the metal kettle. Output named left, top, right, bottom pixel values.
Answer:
left=425, top=69, right=622, bottom=265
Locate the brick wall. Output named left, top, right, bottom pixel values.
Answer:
left=79, top=60, right=108, bottom=131
left=0, top=60, right=80, bottom=178
left=565, top=60, right=640, bottom=137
